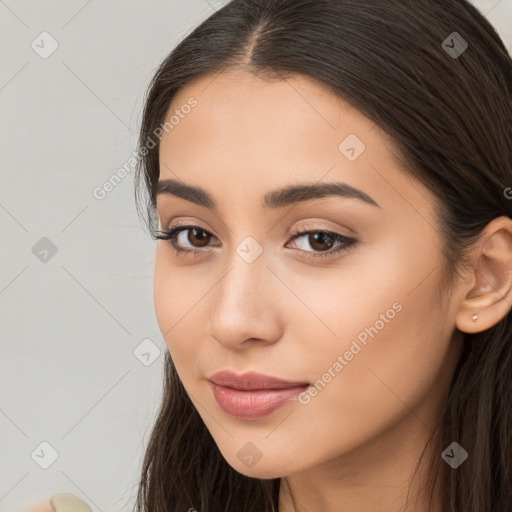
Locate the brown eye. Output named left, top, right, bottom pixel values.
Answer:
left=187, top=227, right=212, bottom=247
left=306, top=232, right=336, bottom=252
left=154, top=224, right=220, bottom=255
left=287, top=227, right=358, bottom=260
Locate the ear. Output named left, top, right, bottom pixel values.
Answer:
left=455, top=216, right=512, bottom=334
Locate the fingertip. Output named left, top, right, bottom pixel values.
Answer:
left=50, top=494, right=92, bottom=512
left=24, top=500, right=54, bottom=512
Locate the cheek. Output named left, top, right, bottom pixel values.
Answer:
left=294, top=225, right=445, bottom=361
left=289, top=243, right=451, bottom=449
left=153, top=247, right=199, bottom=332
left=293, top=298, right=452, bottom=460
left=153, top=253, right=173, bottom=336
left=153, top=249, right=214, bottom=384
left=153, top=251, right=194, bottom=356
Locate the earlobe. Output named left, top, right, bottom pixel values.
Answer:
left=455, top=216, right=512, bottom=334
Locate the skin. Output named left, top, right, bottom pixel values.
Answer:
left=154, top=68, right=512, bottom=512
left=24, top=502, right=53, bottom=512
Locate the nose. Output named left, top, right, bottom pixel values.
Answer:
left=208, top=247, right=284, bottom=350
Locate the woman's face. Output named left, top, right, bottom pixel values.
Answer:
left=154, top=69, right=464, bottom=479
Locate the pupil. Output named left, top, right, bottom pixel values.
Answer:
left=310, top=232, right=333, bottom=251
left=190, top=228, right=210, bottom=247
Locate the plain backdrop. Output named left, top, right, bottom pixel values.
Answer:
left=0, top=1, right=510, bottom=511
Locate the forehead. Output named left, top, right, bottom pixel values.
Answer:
left=157, top=69, right=434, bottom=219
left=161, top=70, right=383, bottom=169
left=162, top=69, right=378, bottom=156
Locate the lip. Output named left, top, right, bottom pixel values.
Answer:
left=207, top=370, right=310, bottom=390
left=207, top=370, right=310, bottom=420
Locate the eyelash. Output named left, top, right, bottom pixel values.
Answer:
left=153, top=224, right=358, bottom=260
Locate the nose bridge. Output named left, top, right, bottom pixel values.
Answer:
left=215, top=241, right=270, bottom=316
left=209, top=237, right=282, bottom=345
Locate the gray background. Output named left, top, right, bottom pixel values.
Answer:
left=0, top=1, right=510, bottom=511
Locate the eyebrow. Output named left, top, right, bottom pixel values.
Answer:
left=156, top=178, right=381, bottom=211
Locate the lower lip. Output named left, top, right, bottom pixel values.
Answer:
left=209, top=381, right=309, bottom=420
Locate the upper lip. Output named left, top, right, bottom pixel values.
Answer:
left=207, top=370, right=310, bottom=390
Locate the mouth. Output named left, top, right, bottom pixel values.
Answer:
left=207, top=369, right=310, bottom=390
left=207, top=370, right=310, bottom=420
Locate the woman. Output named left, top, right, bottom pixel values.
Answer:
left=30, top=0, right=512, bottom=510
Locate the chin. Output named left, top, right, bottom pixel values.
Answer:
left=231, top=462, right=287, bottom=480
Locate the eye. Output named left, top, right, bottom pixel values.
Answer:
left=286, top=225, right=358, bottom=260
left=153, top=223, right=358, bottom=260
left=154, top=224, right=220, bottom=257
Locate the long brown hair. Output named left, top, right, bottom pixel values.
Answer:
left=132, top=1, right=512, bottom=510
